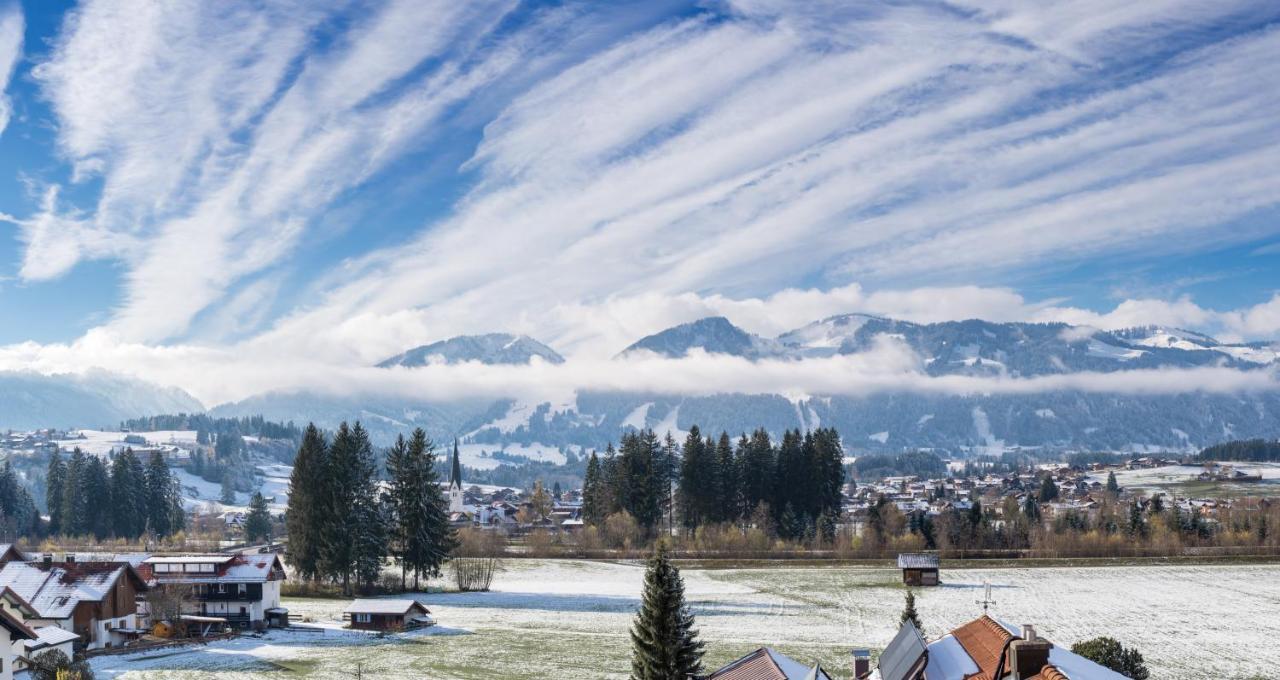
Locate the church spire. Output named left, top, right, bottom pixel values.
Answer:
left=450, top=439, right=462, bottom=489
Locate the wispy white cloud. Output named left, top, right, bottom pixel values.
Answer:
left=0, top=2, right=22, bottom=136
left=4, top=0, right=1280, bottom=404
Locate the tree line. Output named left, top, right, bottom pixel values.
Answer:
left=120, top=413, right=303, bottom=442
left=1199, top=438, right=1280, bottom=462
left=285, top=422, right=457, bottom=595
left=580, top=426, right=844, bottom=541
left=45, top=447, right=186, bottom=539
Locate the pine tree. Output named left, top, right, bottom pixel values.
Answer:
left=85, top=456, right=113, bottom=539
left=406, top=429, right=456, bottom=588
left=629, top=549, right=704, bottom=680
left=677, top=426, right=711, bottom=530
left=900, top=590, right=924, bottom=635
left=244, top=492, right=272, bottom=543
left=46, top=450, right=66, bottom=535
left=111, top=448, right=146, bottom=538
left=740, top=429, right=774, bottom=521
left=712, top=432, right=736, bottom=524
left=1106, top=471, right=1120, bottom=495
left=220, top=473, right=237, bottom=505
left=285, top=424, right=328, bottom=581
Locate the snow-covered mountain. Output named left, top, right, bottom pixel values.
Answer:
left=378, top=333, right=564, bottom=367
left=616, top=314, right=1276, bottom=374
left=618, top=316, right=786, bottom=359
left=0, top=371, right=204, bottom=431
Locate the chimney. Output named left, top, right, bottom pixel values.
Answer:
left=1009, top=628, right=1053, bottom=680
left=851, top=649, right=871, bottom=679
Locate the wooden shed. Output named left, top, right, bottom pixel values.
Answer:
left=344, top=599, right=434, bottom=632
left=897, top=553, right=940, bottom=586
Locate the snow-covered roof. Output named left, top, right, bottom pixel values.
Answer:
left=345, top=598, right=429, bottom=615
left=708, top=647, right=832, bottom=680
left=24, top=625, right=79, bottom=651
left=0, top=562, right=138, bottom=619
left=146, top=555, right=234, bottom=565
left=921, top=616, right=1129, bottom=680
left=146, top=553, right=285, bottom=583
left=897, top=553, right=939, bottom=569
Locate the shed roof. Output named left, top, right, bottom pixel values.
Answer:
left=897, top=553, right=940, bottom=569
left=345, top=598, right=430, bottom=615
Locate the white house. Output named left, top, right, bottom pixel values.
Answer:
left=0, top=606, right=35, bottom=680
left=142, top=553, right=287, bottom=630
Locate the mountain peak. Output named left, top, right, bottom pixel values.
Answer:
left=618, top=316, right=782, bottom=359
left=377, top=333, right=564, bottom=367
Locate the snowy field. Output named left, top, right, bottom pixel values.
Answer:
left=1094, top=462, right=1280, bottom=497
left=88, top=559, right=1280, bottom=679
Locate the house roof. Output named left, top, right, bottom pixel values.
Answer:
left=708, top=647, right=832, bottom=680
left=144, top=553, right=286, bottom=584
left=23, top=624, right=79, bottom=651
left=0, top=561, right=145, bottom=619
left=345, top=598, right=430, bottom=615
left=922, top=615, right=1129, bottom=680
left=897, top=553, right=939, bottom=569
left=0, top=604, right=35, bottom=640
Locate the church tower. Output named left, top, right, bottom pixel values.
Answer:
left=449, top=439, right=464, bottom=514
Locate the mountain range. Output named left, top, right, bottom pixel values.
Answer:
left=5, top=315, right=1278, bottom=456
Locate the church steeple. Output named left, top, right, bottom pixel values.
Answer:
left=450, top=439, right=462, bottom=490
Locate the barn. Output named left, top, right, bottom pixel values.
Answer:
left=344, top=599, right=434, bottom=631
left=897, top=553, right=940, bottom=586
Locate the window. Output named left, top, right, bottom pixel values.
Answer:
left=200, top=563, right=215, bottom=573
left=354, top=613, right=371, bottom=623
left=237, top=583, right=247, bottom=596
left=217, top=584, right=226, bottom=594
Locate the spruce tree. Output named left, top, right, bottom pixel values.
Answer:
left=629, top=549, right=704, bottom=680
left=582, top=452, right=604, bottom=526
left=61, top=448, right=88, bottom=536
left=285, top=424, right=328, bottom=581
left=900, top=590, right=924, bottom=635
left=111, top=448, right=146, bottom=538
left=677, top=426, right=709, bottom=530
left=1039, top=475, right=1059, bottom=503
left=712, top=432, right=736, bottom=524
left=1106, top=471, right=1120, bottom=495
left=46, top=450, right=66, bottom=535
left=740, top=429, right=774, bottom=520
left=144, top=450, right=174, bottom=537
left=385, top=434, right=414, bottom=588
left=405, top=429, right=456, bottom=587
left=85, top=456, right=113, bottom=539
left=244, top=492, right=272, bottom=543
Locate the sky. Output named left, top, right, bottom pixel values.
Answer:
left=0, top=0, right=1278, bottom=407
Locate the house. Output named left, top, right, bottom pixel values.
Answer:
left=0, top=606, right=34, bottom=680
left=878, top=615, right=1128, bottom=680
left=344, top=599, right=433, bottom=631
left=0, top=547, right=23, bottom=568
left=708, top=647, right=833, bottom=679
left=897, top=553, right=939, bottom=586
left=16, top=626, right=78, bottom=673
left=0, top=561, right=147, bottom=650
left=141, top=553, right=287, bottom=631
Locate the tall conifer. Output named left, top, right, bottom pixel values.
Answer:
left=629, top=549, right=704, bottom=679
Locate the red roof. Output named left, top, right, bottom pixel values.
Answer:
left=949, top=615, right=1068, bottom=680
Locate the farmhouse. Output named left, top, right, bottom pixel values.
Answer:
left=141, top=553, right=287, bottom=631
left=897, top=553, right=939, bottom=586
left=878, top=615, right=1128, bottom=680
left=0, top=561, right=147, bottom=650
left=344, top=599, right=433, bottom=631
left=708, top=647, right=833, bottom=679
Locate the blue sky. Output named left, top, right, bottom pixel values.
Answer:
left=0, top=0, right=1279, bottom=404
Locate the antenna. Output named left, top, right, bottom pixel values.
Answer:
left=977, top=580, right=996, bottom=613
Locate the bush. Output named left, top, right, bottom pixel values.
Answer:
left=1071, top=637, right=1149, bottom=679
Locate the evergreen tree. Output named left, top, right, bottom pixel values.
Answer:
left=84, top=456, right=113, bottom=539
left=1106, top=471, right=1120, bottom=495
left=900, top=590, right=924, bottom=635
left=677, top=426, right=713, bottom=530
left=621, top=431, right=664, bottom=531
left=244, top=492, right=272, bottom=543
left=405, top=428, right=457, bottom=587
left=629, top=549, right=704, bottom=680
left=740, top=429, right=774, bottom=521
left=116, top=449, right=149, bottom=538
left=582, top=452, right=605, bottom=526
left=61, top=448, right=88, bottom=536
left=712, top=432, right=736, bottom=524
left=285, top=424, right=328, bottom=581
left=46, top=450, right=66, bottom=535
left=1038, top=475, right=1059, bottom=503
left=220, top=473, right=237, bottom=505
left=144, top=450, right=174, bottom=537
